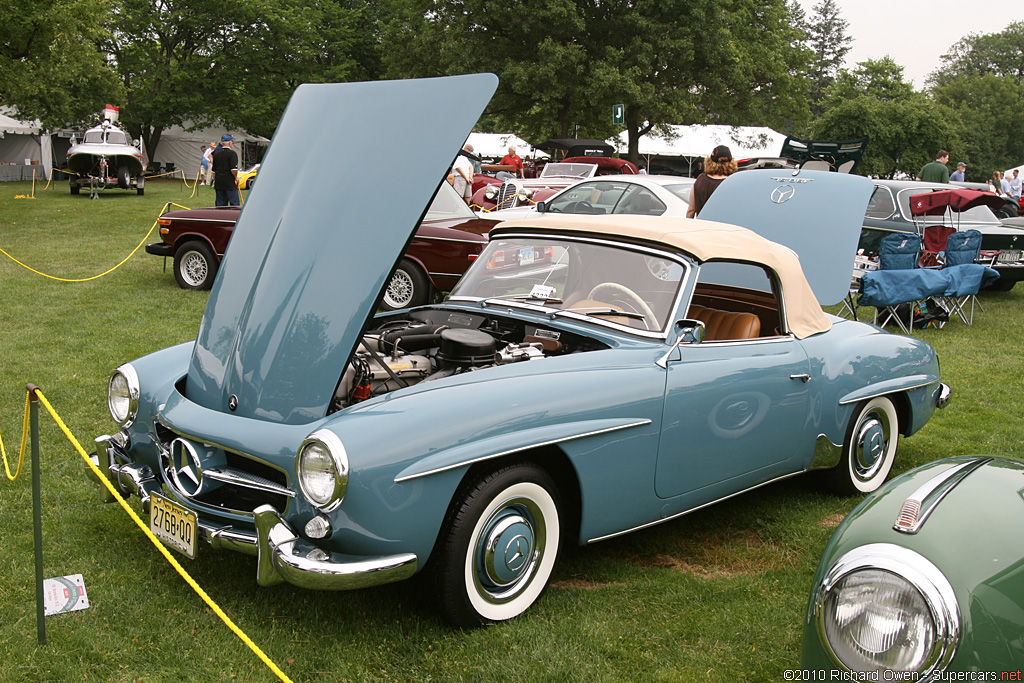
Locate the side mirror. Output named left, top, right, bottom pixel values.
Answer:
left=536, top=201, right=546, bottom=213
left=676, top=319, right=705, bottom=345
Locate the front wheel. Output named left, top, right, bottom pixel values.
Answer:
left=434, top=463, right=562, bottom=628
left=829, top=396, right=899, bottom=495
left=382, top=258, right=431, bottom=310
left=174, top=241, right=218, bottom=290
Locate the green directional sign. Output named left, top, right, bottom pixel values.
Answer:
left=612, top=104, right=624, bottom=125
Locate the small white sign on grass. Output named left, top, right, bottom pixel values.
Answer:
left=43, top=574, right=89, bottom=616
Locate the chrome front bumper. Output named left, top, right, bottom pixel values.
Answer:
left=91, top=435, right=418, bottom=591
left=935, top=383, right=952, bottom=409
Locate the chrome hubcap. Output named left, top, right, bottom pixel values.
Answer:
left=854, top=414, right=888, bottom=481
left=474, top=497, right=544, bottom=603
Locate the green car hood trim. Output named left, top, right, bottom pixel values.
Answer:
left=185, top=74, right=498, bottom=424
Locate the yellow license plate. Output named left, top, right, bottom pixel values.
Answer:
left=150, top=493, right=198, bottom=559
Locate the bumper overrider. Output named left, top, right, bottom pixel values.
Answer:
left=91, top=434, right=418, bottom=591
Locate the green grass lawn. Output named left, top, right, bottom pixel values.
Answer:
left=1, top=178, right=1021, bottom=682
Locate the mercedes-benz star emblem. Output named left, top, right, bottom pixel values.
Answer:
left=169, top=438, right=203, bottom=496
left=771, top=185, right=796, bottom=204
left=504, top=534, right=530, bottom=572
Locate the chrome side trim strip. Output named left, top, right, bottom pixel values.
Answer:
left=394, top=419, right=652, bottom=483
left=894, top=457, right=992, bottom=534
left=838, top=378, right=938, bottom=405
left=587, top=470, right=804, bottom=543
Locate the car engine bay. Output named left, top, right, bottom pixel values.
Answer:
left=330, top=308, right=609, bottom=412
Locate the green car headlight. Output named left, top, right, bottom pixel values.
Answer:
left=107, top=364, right=140, bottom=427
left=815, top=544, right=959, bottom=675
left=297, top=429, right=348, bottom=512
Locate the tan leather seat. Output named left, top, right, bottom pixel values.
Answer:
left=687, top=305, right=761, bottom=341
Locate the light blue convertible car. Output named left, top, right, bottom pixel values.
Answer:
left=92, top=75, right=949, bottom=627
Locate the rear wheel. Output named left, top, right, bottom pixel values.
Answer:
left=70, top=178, right=80, bottom=195
left=434, top=463, right=561, bottom=628
left=136, top=175, right=145, bottom=196
left=382, top=258, right=431, bottom=310
left=173, top=241, right=218, bottom=290
left=829, top=397, right=899, bottom=495
left=117, top=165, right=130, bottom=189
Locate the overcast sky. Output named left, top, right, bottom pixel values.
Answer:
left=793, top=0, right=1015, bottom=88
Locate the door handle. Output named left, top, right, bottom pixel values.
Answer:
left=790, top=373, right=811, bottom=383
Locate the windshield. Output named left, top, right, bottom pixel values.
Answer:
left=540, top=163, right=598, bottom=180
left=424, top=181, right=476, bottom=220
left=546, top=180, right=667, bottom=216
left=449, top=236, right=687, bottom=334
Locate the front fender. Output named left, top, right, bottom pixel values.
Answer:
left=393, top=417, right=651, bottom=483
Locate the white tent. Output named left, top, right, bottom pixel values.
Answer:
left=611, top=124, right=786, bottom=174
left=150, top=122, right=270, bottom=179
left=0, top=108, right=52, bottom=180
left=464, top=133, right=547, bottom=161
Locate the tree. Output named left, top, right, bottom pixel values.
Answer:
left=814, top=59, right=961, bottom=178
left=804, top=0, right=852, bottom=116
left=103, top=0, right=382, bottom=157
left=929, top=22, right=1024, bottom=179
left=0, top=0, right=122, bottom=128
left=383, top=0, right=810, bottom=164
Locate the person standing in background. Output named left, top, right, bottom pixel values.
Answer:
left=686, top=145, right=737, bottom=218
left=500, top=145, right=524, bottom=178
left=203, top=143, right=215, bottom=185
left=211, top=134, right=240, bottom=206
left=916, top=150, right=950, bottom=183
left=950, top=162, right=966, bottom=182
left=199, top=146, right=209, bottom=183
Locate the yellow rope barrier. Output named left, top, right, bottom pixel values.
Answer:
left=1, top=392, right=30, bottom=481
left=0, top=201, right=188, bottom=282
left=19, top=388, right=294, bottom=683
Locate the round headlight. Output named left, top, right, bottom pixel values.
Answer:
left=484, top=185, right=498, bottom=200
left=107, top=364, right=140, bottom=427
left=297, top=429, right=348, bottom=512
left=815, top=544, right=959, bottom=675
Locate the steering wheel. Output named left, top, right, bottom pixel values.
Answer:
left=561, top=200, right=595, bottom=214
left=587, top=283, right=658, bottom=329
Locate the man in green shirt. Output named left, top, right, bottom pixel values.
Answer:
left=917, top=150, right=950, bottom=183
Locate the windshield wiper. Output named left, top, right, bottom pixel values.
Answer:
left=481, top=295, right=563, bottom=305
left=580, top=309, right=645, bottom=320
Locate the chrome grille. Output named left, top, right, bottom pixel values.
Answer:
left=496, top=180, right=521, bottom=209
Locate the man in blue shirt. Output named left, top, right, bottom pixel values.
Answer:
left=950, top=162, right=966, bottom=182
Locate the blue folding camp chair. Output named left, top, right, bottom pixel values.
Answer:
left=942, top=230, right=984, bottom=324
left=871, top=233, right=922, bottom=333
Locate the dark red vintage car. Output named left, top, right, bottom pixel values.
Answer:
left=471, top=156, right=637, bottom=212
left=146, top=181, right=500, bottom=309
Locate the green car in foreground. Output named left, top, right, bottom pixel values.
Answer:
left=801, top=456, right=1024, bottom=676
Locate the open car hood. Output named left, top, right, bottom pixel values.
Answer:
left=185, top=74, right=498, bottom=424
left=698, top=169, right=874, bottom=305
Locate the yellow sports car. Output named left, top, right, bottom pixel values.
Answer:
left=238, top=163, right=259, bottom=190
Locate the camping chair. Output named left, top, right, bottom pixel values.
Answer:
left=920, top=225, right=956, bottom=268
left=869, top=233, right=922, bottom=333
left=941, top=229, right=984, bottom=324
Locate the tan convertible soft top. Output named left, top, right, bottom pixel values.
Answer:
left=493, top=215, right=832, bottom=339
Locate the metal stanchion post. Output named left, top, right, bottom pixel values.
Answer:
left=27, top=384, right=45, bottom=645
